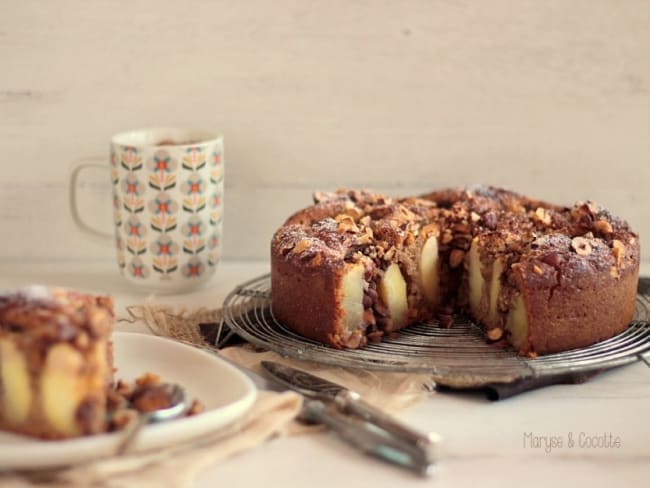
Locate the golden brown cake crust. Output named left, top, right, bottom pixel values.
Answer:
left=270, top=186, right=641, bottom=356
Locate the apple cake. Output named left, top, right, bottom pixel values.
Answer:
left=0, top=286, right=114, bottom=439
left=271, top=186, right=640, bottom=356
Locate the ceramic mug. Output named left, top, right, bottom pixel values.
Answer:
left=70, top=128, right=224, bottom=292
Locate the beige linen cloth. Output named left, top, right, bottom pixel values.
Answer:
left=2, top=305, right=434, bottom=487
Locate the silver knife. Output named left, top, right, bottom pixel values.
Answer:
left=215, top=352, right=434, bottom=475
left=260, top=361, right=441, bottom=463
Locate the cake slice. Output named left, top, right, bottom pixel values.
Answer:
left=271, top=194, right=443, bottom=347
left=0, top=286, right=114, bottom=439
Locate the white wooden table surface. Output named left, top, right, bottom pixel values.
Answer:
left=0, top=260, right=648, bottom=488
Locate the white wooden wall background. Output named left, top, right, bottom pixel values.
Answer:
left=1, top=0, right=648, bottom=264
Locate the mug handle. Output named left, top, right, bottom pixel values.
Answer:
left=69, top=158, right=114, bottom=241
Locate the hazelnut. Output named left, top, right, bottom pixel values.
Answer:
left=187, top=399, right=205, bottom=416
left=611, top=240, right=626, bottom=266
left=420, top=223, right=438, bottom=238
left=534, top=207, right=552, bottom=226
left=487, top=328, right=503, bottom=341
left=382, top=247, right=396, bottom=261
left=335, top=214, right=359, bottom=233
left=353, top=233, right=373, bottom=246
left=292, top=239, right=312, bottom=254
left=398, top=206, right=417, bottom=221
left=313, top=191, right=334, bottom=203
left=593, top=219, right=613, bottom=235
left=571, top=237, right=592, bottom=256
left=136, top=372, right=161, bottom=387
left=449, top=249, right=465, bottom=268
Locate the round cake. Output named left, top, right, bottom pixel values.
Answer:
left=271, top=186, right=640, bottom=356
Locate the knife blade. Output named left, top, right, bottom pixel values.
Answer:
left=214, top=352, right=434, bottom=476
left=260, top=360, right=441, bottom=463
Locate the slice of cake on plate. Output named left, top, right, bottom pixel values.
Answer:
left=0, top=286, right=114, bottom=439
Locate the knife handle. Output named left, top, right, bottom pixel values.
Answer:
left=334, top=390, right=441, bottom=462
left=302, top=401, right=434, bottom=477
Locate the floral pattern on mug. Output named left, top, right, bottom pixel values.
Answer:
left=207, top=232, right=220, bottom=267
left=181, top=173, right=207, bottom=213
left=125, top=215, right=147, bottom=255
left=182, top=146, right=207, bottom=171
left=148, top=191, right=179, bottom=233
left=148, top=150, right=178, bottom=191
left=104, top=131, right=223, bottom=288
left=181, top=216, right=205, bottom=254
left=209, top=191, right=223, bottom=225
left=150, top=234, right=179, bottom=276
left=121, top=174, right=146, bottom=213
left=120, top=146, right=143, bottom=171
left=210, top=150, right=223, bottom=184
left=182, top=256, right=205, bottom=278
left=208, top=232, right=219, bottom=250
left=129, top=256, right=150, bottom=279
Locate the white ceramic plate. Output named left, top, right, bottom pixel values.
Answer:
left=0, top=332, right=257, bottom=469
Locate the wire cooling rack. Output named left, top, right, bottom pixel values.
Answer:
left=222, top=275, right=650, bottom=387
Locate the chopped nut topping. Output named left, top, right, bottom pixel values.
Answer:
left=382, top=247, right=396, bottom=261
left=353, top=233, right=373, bottom=246
left=397, top=205, right=417, bottom=221
left=441, top=230, right=453, bottom=245
left=611, top=239, right=626, bottom=266
left=571, top=237, right=592, bottom=256
left=420, top=223, right=438, bottom=238
left=470, top=211, right=481, bottom=222
left=534, top=207, right=552, bottom=226
left=609, top=266, right=620, bottom=279
left=487, top=328, right=503, bottom=341
left=532, top=264, right=543, bottom=275
left=135, top=372, right=161, bottom=387
left=449, top=249, right=465, bottom=268
left=335, top=214, right=359, bottom=233
left=292, top=239, right=312, bottom=254
left=187, top=399, right=205, bottom=416
left=593, top=219, right=613, bottom=235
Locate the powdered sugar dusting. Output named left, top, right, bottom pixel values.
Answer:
left=16, top=285, right=55, bottom=303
